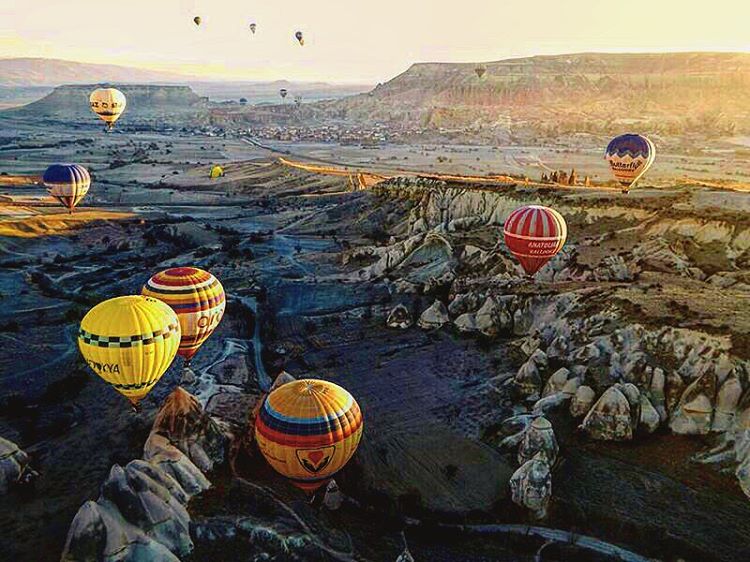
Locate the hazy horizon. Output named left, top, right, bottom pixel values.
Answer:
left=2, top=0, right=749, bottom=83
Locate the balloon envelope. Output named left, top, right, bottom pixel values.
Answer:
left=249, top=22, right=256, bottom=33
left=475, top=65, right=486, bottom=78
left=42, top=164, right=90, bottom=211
left=141, top=267, right=226, bottom=362
left=605, top=134, right=655, bottom=192
left=78, top=296, right=180, bottom=406
left=193, top=16, right=201, bottom=26
left=503, top=205, right=567, bottom=276
left=255, top=379, right=363, bottom=492
left=295, top=31, right=304, bottom=45
left=89, top=88, right=126, bottom=130
left=209, top=165, right=224, bottom=179
left=279, top=88, right=288, bottom=99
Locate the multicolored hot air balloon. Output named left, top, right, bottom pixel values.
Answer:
left=255, top=379, right=363, bottom=492
left=42, top=164, right=90, bottom=213
left=141, top=267, right=226, bottom=364
left=78, top=296, right=180, bottom=407
left=503, top=205, right=567, bottom=276
left=605, top=134, right=655, bottom=193
left=249, top=22, right=257, bottom=34
left=475, top=65, right=486, bottom=79
left=295, top=31, right=304, bottom=45
left=193, top=16, right=202, bottom=26
left=89, top=88, right=126, bottom=131
left=279, top=88, right=288, bottom=99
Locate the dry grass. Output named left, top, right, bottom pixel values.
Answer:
left=0, top=209, right=134, bottom=238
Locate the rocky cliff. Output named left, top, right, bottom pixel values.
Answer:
left=323, top=52, right=750, bottom=138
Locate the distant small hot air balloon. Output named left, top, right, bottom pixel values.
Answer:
left=605, top=134, right=655, bottom=193
left=503, top=205, right=567, bottom=276
left=279, top=88, right=288, bottom=99
left=249, top=22, right=257, bottom=34
left=255, top=379, right=363, bottom=492
left=209, top=165, right=225, bottom=179
left=294, top=95, right=302, bottom=107
left=295, top=31, right=304, bottom=45
left=78, top=296, right=180, bottom=408
left=475, top=65, right=486, bottom=79
left=42, top=164, right=90, bottom=213
left=193, top=16, right=202, bottom=26
left=239, top=97, right=248, bottom=105
left=89, top=87, right=126, bottom=131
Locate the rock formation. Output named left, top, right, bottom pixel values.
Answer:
left=62, top=388, right=217, bottom=562
left=570, top=385, right=596, bottom=418
left=510, top=452, right=552, bottom=520
left=418, top=300, right=449, bottom=329
left=387, top=304, right=413, bottom=329
left=581, top=386, right=634, bottom=441
left=0, top=436, right=34, bottom=494
left=518, top=417, right=558, bottom=465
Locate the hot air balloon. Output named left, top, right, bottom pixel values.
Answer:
left=605, top=134, right=655, bottom=193
left=475, top=65, right=486, bottom=79
left=295, top=31, right=304, bottom=45
left=89, top=87, right=126, bottom=131
left=294, top=95, right=302, bottom=107
left=42, top=164, right=90, bottom=213
left=279, top=88, right=288, bottom=100
left=141, top=267, right=226, bottom=364
left=209, top=165, right=225, bottom=179
left=503, top=205, right=567, bottom=276
left=255, top=379, right=363, bottom=492
left=193, top=16, right=201, bottom=26
left=249, top=22, right=257, bottom=34
left=78, top=296, right=180, bottom=408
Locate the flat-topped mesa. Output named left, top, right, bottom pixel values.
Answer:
left=4, top=83, right=209, bottom=126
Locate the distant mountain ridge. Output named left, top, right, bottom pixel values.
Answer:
left=0, top=58, right=194, bottom=86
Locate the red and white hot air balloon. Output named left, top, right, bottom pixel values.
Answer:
left=503, top=205, right=567, bottom=276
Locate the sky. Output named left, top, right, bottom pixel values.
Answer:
left=1, top=0, right=749, bottom=83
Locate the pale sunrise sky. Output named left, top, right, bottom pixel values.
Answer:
left=1, top=0, right=749, bottom=83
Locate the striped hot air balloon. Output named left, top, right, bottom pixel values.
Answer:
left=141, top=267, right=226, bottom=363
left=605, top=133, right=655, bottom=193
left=78, top=296, right=181, bottom=407
left=42, top=164, right=90, bottom=212
left=503, top=205, right=567, bottom=276
left=255, top=379, right=363, bottom=492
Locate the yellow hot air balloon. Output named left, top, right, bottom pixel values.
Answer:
left=255, top=379, right=363, bottom=492
left=89, top=87, right=127, bottom=131
left=78, top=296, right=181, bottom=407
left=209, top=165, right=225, bottom=179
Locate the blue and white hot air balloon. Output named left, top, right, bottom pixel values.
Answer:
left=42, top=164, right=91, bottom=212
left=605, top=133, right=655, bottom=193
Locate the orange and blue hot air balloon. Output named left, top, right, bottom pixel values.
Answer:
left=605, top=134, right=655, bottom=193
left=42, top=164, right=91, bottom=213
left=141, top=267, right=226, bottom=364
left=503, top=205, right=567, bottom=276
left=255, top=379, right=363, bottom=492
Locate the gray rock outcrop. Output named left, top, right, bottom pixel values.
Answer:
left=418, top=300, right=449, bottom=329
